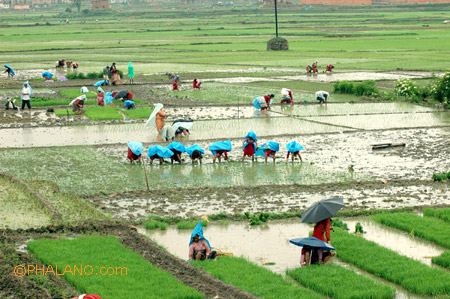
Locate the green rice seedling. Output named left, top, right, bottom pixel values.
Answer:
left=287, top=264, right=395, bottom=299
left=122, top=107, right=154, bottom=119
left=193, top=256, right=322, bottom=299
left=372, top=213, right=450, bottom=249
left=355, top=222, right=365, bottom=234
left=145, top=221, right=167, bottom=230
left=55, top=109, right=76, bottom=116
left=177, top=220, right=208, bottom=230
left=433, top=251, right=450, bottom=269
left=423, top=207, right=450, bottom=223
left=331, top=228, right=450, bottom=295
left=28, top=236, right=203, bottom=299
left=58, top=89, right=97, bottom=99
left=84, top=106, right=123, bottom=120
left=331, top=218, right=349, bottom=231
left=432, top=172, right=449, bottom=182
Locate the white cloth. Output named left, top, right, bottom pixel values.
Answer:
left=81, top=86, right=89, bottom=93
left=281, top=88, right=290, bottom=98
left=259, top=97, right=267, bottom=108
left=315, top=91, right=329, bottom=99
left=22, top=87, right=31, bottom=101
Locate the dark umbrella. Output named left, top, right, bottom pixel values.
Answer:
left=114, top=89, right=128, bottom=99
left=289, top=237, right=335, bottom=250
left=301, top=197, right=344, bottom=223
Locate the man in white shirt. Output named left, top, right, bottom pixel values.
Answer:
left=315, top=90, right=329, bottom=106
left=21, top=83, right=31, bottom=112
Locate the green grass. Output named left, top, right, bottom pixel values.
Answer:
left=176, top=220, right=208, bottom=230
left=55, top=109, right=76, bottom=116
left=122, top=107, right=153, bottom=119
left=193, top=256, right=322, bottom=299
left=287, top=264, right=395, bottom=299
left=433, top=251, right=450, bottom=269
left=144, top=221, right=167, bottom=230
left=58, top=89, right=97, bottom=99
left=423, top=207, right=450, bottom=223
left=331, top=228, right=450, bottom=296
left=372, top=213, right=450, bottom=249
left=84, top=106, right=123, bottom=120
left=28, top=236, right=203, bottom=299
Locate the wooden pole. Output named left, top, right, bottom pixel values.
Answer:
left=142, top=157, right=150, bottom=191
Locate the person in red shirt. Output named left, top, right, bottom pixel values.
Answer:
left=312, top=61, right=318, bottom=74
left=311, top=217, right=335, bottom=265
left=173, top=75, right=180, bottom=91
left=71, top=295, right=102, bottom=299
left=193, top=78, right=202, bottom=89
left=326, top=64, right=335, bottom=73
left=262, top=94, right=274, bottom=110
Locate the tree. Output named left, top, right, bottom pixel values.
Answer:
left=74, top=0, right=81, bottom=13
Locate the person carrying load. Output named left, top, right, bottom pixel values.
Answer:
left=281, top=88, right=294, bottom=106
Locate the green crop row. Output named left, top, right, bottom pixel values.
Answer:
left=331, top=228, right=450, bottom=295
left=122, top=107, right=153, bottom=119
left=287, top=264, right=395, bottom=299
left=423, top=207, right=450, bottom=223
left=193, top=256, right=322, bottom=299
left=177, top=220, right=209, bottom=230
left=12, top=96, right=147, bottom=108
left=84, top=106, right=123, bottom=120
left=432, top=171, right=450, bottom=182
left=58, top=89, right=97, bottom=98
left=372, top=213, right=450, bottom=249
left=334, top=80, right=379, bottom=97
left=65, top=70, right=124, bottom=80
left=28, top=236, right=203, bottom=299
left=433, top=251, right=450, bottom=269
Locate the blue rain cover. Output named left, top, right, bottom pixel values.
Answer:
left=127, top=142, right=143, bottom=156
left=186, top=144, right=205, bottom=157
left=22, top=81, right=32, bottom=95
left=4, top=64, right=15, bottom=76
left=243, top=131, right=258, bottom=150
left=94, top=80, right=108, bottom=86
left=255, top=141, right=280, bottom=157
left=97, top=87, right=105, bottom=93
left=252, top=97, right=262, bottom=109
left=287, top=141, right=304, bottom=153
left=289, top=237, right=335, bottom=250
left=188, top=221, right=211, bottom=250
left=147, top=145, right=174, bottom=158
left=105, top=92, right=113, bottom=104
left=167, top=142, right=186, bottom=153
left=124, top=100, right=134, bottom=109
left=209, top=140, right=232, bottom=156
left=42, top=72, right=53, bottom=78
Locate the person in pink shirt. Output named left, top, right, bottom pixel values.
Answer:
left=189, top=235, right=212, bottom=261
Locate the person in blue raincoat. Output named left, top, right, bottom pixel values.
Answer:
left=124, top=100, right=135, bottom=110
left=186, top=144, right=204, bottom=164
left=148, top=145, right=174, bottom=165
left=4, top=65, right=15, bottom=78
left=167, top=141, right=186, bottom=164
left=188, top=221, right=217, bottom=261
left=242, top=131, right=258, bottom=162
left=127, top=142, right=143, bottom=163
left=286, top=141, right=303, bottom=162
left=209, top=140, right=232, bottom=163
left=255, top=141, right=279, bottom=163
left=42, top=72, right=54, bottom=81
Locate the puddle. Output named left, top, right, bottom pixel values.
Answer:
left=344, top=219, right=445, bottom=266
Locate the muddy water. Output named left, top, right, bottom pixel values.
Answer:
left=0, top=117, right=345, bottom=148
left=344, top=220, right=445, bottom=266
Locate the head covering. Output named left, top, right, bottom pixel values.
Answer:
left=174, top=75, right=180, bottom=80
left=287, top=141, right=303, bottom=153
left=186, top=144, right=205, bottom=157
left=4, top=64, right=15, bottom=76
left=252, top=97, right=263, bottom=109
left=255, top=141, right=280, bottom=157
left=127, top=142, right=143, bottom=156
left=209, top=140, right=232, bottom=156
left=189, top=221, right=211, bottom=250
left=124, top=100, right=135, bottom=109
left=167, top=142, right=186, bottom=153
left=97, top=87, right=105, bottom=93
left=243, top=131, right=258, bottom=150
left=81, top=86, right=89, bottom=93
left=147, top=145, right=174, bottom=158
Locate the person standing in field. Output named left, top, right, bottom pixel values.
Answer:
left=103, top=66, right=110, bottom=85
left=156, top=108, right=168, bottom=132
left=21, top=82, right=32, bottom=113
left=128, top=62, right=135, bottom=84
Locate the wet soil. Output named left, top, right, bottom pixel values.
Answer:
left=0, top=221, right=257, bottom=299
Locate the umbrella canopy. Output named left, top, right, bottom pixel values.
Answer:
left=255, top=141, right=279, bottom=157
left=145, top=103, right=163, bottom=127
left=301, top=197, right=344, bottom=223
left=287, top=141, right=303, bottom=153
left=209, top=140, right=232, bottom=156
left=147, top=145, right=174, bottom=158
left=94, top=80, right=108, bottom=87
left=114, top=89, right=128, bottom=99
left=189, top=221, right=211, bottom=250
left=127, top=142, right=143, bottom=156
left=4, top=64, right=15, bottom=76
left=172, top=119, right=194, bottom=131
left=186, top=144, right=205, bottom=156
left=167, top=142, right=186, bottom=153
left=289, top=237, right=335, bottom=250
left=252, top=97, right=262, bottom=109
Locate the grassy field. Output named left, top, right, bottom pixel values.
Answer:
left=433, top=251, right=450, bottom=269
left=122, top=107, right=153, bottom=119
left=193, top=256, right=322, bottom=299
left=423, top=207, right=450, bottom=223
left=287, top=264, right=395, bottom=299
left=28, top=236, right=203, bottom=299
left=0, top=6, right=449, bottom=76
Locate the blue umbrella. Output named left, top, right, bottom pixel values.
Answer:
left=186, top=144, right=205, bottom=157
left=209, top=140, right=232, bottom=156
left=289, top=237, right=335, bottom=250
left=287, top=141, right=303, bottom=153
left=189, top=221, right=211, bottom=250
left=147, top=145, right=174, bottom=158
left=4, top=64, right=15, bottom=76
left=167, top=142, right=186, bottom=153
left=255, top=141, right=279, bottom=157
left=127, top=142, right=143, bottom=156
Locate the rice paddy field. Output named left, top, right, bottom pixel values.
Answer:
left=1, top=3, right=450, bottom=299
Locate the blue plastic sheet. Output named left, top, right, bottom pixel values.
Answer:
left=255, top=141, right=280, bottom=157
left=94, top=80, right=108, bottom=87
left=252, top=97, right=262, bottom=109
left=104, top=92, right=113, bottom=104
left=243, top=131, right=258, bottom=150
left=189, top=221, right=211, bottom=250
left=4, top=64, right=15, bottom=76
left=127, top=142, right=143, bottom=156
left=147, top=145, right=174, bottom=158
left=42, top=72, right=53, bottom=79
left=124, top=100, right=134, bottom=109
left=186, top=144, right=205, bottom=157
left=209, top=140, right=232, bottom=156
left=287, top=141, right=303, bottom=153
left=167, top=142, right=186, bottom=153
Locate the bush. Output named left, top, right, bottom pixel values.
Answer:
left=87, top=72, right=101, bottom=79
left=354, top=80, right=378, bottom=96
left=395, top=79, right=419, bottom=97
left=431, top=72, right=450, bottom=104
left=432, top=172, right=450, bottom=182
left=65, top=72, right=78, bottom=80
left=334, top=81, right=355, bottom=94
